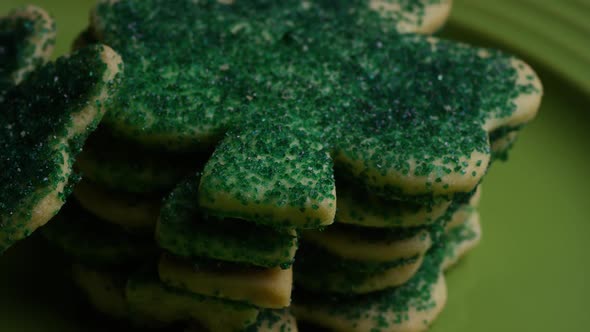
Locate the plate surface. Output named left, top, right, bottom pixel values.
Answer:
left=1, top=1, right=589, bottom=331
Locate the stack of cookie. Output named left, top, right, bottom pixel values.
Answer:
left=151, top=173, right=298, bottom=330
left=1, top=1, right=542, bottom=332
left=293, top=186, right=483, bottom=331
left=43, top=9, right=299, bottom=332
left=38, top=21, right=211, bottom=329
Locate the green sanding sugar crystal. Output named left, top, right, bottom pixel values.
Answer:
left=92, top=0, right=538, bottom=212
left=243, top=309, right=294, bottom=332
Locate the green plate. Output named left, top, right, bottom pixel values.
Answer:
left=1, top=1, right=589, bottom=331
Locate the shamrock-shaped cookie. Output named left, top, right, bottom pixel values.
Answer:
left=88, top=0, right=541, bottom=229
left=0, top=43, right=122, bottom=253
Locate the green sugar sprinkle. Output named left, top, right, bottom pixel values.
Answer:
left=158, top=173, right=298, bottom=268
left=41, top=201, right=157, bottom=267
left=0, top=6, right=56, bottom=88
left=0, top=45, right=118, bottom=252
left=92, top=0, right=537, bottom=219
left=294, top=243, right=446, bottom=330
left=243, top=309, right=295, bottom=332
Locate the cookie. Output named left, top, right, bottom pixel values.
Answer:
left=0, top=44, right=122, bottom=253
left=76, top=128, right=205, bottom=194
left=295, top=243, right=423, bottom=294
left=191, top=2, right=540, bottom=226
left=127, top=266, right=260, bottom=330
left=159, top=254, right=293, bottom=309
left=0, top=5, right=56, bottom=87
left=82, top=0, right=542, bottom=229
left=302, top=224, right=431, bottom=263
left=157, top=174, right=298, bottom=269
left=442, top=211, right=482, bottom=271
left=335, top=181, right=451, bottom=228
left=293, top=246, right=447, bottom=332
left=72, top=264, right=129, bottom=320
left=73, top=179, right=160, bottom=233
left=41, top=202, right=156, bottom=267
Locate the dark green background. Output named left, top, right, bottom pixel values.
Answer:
left=1, top=1, right=589, bottom=331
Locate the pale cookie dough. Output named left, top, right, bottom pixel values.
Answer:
left=0, top=44, right=122, bottom=253
left=442, top=211, right=482, bottom=271
left=72, top=264, right=128, bottom=319
left=159, top=254, right=293, bottom=309
left=74, top=179, right=160, bottom=233
left=1, top=5, right=56, bottom=85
